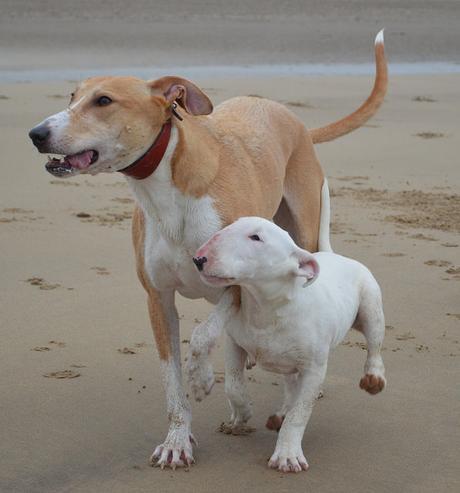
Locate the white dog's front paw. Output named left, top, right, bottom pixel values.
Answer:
left=149, top=426, right=197, bottom=470
left=268, top=444, right=309, bottom=473
left=186, top=350, right=215, bottom=402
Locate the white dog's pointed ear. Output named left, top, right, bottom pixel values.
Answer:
left=294, top=249, right=320, bottom=287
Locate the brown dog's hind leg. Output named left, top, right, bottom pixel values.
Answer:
left=277, top=134, right=324, bottom=253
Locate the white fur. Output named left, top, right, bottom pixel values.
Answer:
left=33, top=105, right=148, bottom=175
left=38, top=110, right=71, bottom=152
left=128, top=126, right=224, bottom=301
left=187, top=178, right=333, bottom=398
left=185, top=290, right=234, bottom=401
left=194, top=217, right=386, bottom=472
left=69, top=96, right=87, bottom=111
left=375, top=28, right=385, bottom=45
left=126, top=126, right=224, bottom=468
left=318, top=178, right=332, bottom=252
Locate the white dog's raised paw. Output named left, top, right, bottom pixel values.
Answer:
left=268, top=449, right=309, bottom=473
left=359, top=373, right=386, bottom=395
left=149, top=433, right=197, bottom=470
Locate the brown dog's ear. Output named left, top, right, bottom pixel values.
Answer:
left=149, top=76, right=213, bottom=116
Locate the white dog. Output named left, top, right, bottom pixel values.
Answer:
left=191, top=217, right=386, bottom=473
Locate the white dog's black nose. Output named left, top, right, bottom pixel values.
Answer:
left=193, top=256, right=207, bottom=272
left=29, top=124, right=51, bottom=149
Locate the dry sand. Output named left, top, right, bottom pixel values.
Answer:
left=1, top=2, right=459, bottom=492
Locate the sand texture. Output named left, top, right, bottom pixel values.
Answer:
left=0, top=2, right=459, bottom=492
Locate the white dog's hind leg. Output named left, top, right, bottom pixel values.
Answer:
left=219, top=334, right=254, bottom=435
left=186, top=290, right=234, bottom=401
left=356, top=282, right=386, bottom=394
left=268, top=362, right=327, bottom=473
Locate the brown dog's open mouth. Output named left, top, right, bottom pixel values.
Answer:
left=45, top=150, right=99, bottom=177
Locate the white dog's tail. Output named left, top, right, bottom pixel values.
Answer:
left=309, top=30, right=387, bottom=144
left=318, top=178, right=333, bottom=252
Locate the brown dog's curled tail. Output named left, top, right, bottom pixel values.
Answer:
left=309, top=29, right=388, bottom=144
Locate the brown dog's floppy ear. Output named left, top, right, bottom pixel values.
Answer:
left=149, top=76, right=213, bottom=116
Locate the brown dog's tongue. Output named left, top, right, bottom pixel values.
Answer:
left=66, top=150, right=94, bottom=169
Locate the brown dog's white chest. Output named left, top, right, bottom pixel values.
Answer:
left=128, top=128, right=224, bottom=301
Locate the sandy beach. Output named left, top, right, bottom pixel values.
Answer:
left=1, top=2, right=459, bottom=492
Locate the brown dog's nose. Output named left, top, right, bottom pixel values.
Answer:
left=29, top=124, right=50, bottom=149
left=193, top=256, right=207, bottom=272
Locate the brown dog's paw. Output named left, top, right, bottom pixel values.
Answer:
left=359, top=374, right=386, bottom=395
left=265, top=414, right=285, bottom=432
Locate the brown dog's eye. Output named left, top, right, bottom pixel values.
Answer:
left=96, top=96, right=113, bottom=106
left=249, top=234, right=261, bottom=241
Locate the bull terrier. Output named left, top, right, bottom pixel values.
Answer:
left=193, top=217, right=386, bottom=472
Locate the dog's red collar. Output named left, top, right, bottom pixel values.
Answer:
left=118, top=119, right=172, bottom=180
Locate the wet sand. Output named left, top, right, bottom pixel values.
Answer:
left=1, top=0, right=460, bottom=74
left=1, top=73, right=459, bottom=492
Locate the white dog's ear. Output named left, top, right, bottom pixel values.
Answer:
left=293, top=249, right=320, bottom=287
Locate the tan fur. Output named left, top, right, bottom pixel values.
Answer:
left=134, top=52, right=383, bottom=359
left=68, top=77, right=170, bottom=163
left=168, top=98, right=324, bottom=252
left=170, top=117, right=220, bottom=197
left=309, top=38, right=387, bottom=143
left=132, top=207, right=171, bottom=360
left=231, top=286, right=242, bottom=310
left=29, top=35, right=388, bottom=467
left=59, top=41, right=386, bottom=364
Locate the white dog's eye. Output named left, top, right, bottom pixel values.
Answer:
left=249, top=234, right=262, bottom=241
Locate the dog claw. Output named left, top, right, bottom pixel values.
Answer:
left=190, top=433, right=198, bottom=446
left=268, top=449, right=309, bottom=473
left=149, top=433, right=196, bottom=470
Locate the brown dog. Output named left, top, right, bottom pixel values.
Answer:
left=29, top=31, right=387, bottom=469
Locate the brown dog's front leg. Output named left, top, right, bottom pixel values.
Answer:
left=146, top=288, right=173, bottom=361
left=147, top=289, right=196, bottom=469
left=132, top=207, right=195, bottom=469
